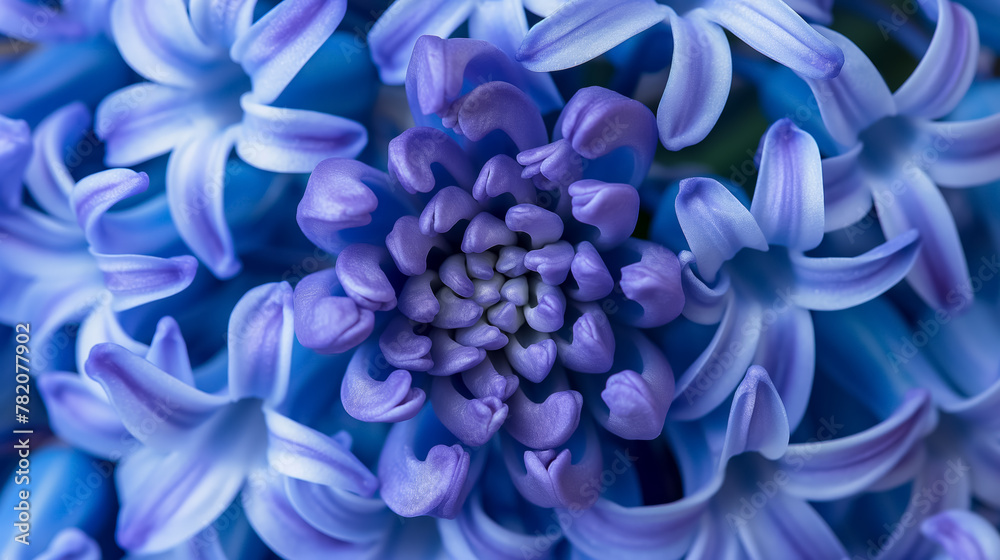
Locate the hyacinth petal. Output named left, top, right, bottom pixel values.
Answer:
left=734, top=493, right=848, bottom=560
left=341, top=341, right=426, bottom=423
left=657, top=11, right=732, bottom=151
left=967, top=437, right=1000, bottom=509
left=146, top=316, right=195, bottom=385
left=296, top=159, right=405, bottom=253
left=752, top=306, right=814, bottom=431
left=561, top=496, right=712, bottom=560
left=505, top=204, right=563, bottom=248
left=95, top=83, right=202, bottom=167
left=678, top=251, right=730, bottom=325
left=228, top=282, right=294, bottom=404
left=431, top=376, right=508, bottom=447
left=555, top=305, right=616, bottom=373
left=230, top=0, right=347, bottom=104
left=871, top=169, right=968, bottom=311
left=516, top=0, right=669, bottom=71
left=456, top=320, right=508, bottom=351
left=388, top=127, right=476, bottom=194
left=74, top=301, right=149, bottom=378
left=750, top=119, right=824, bottom=250
left=368, top=0, right=474, bottom=84
left=504, top=423, right=603, bottom=508
left=702, top=0, right=843, bottom=79
left=428, top=330, right=487, bottom=376
left=466, top=0, right=526, bottom=56
left=432, top=288, right=484, bottom=329
left=557, top=86, right=658, bottom=187
left=167, top=128, right=241, bottom=279
left=461, top=356, right=519, bottom=402
left=438, top=490, right=539, bottom=559
left=877, top=459, right=973, bottom=560
left=720, top=366, right=790, bottom=462
left=284, top=477, right=392, bottom=543
left=672, top=297, right=762, bottom=420
left=243, top=469, right=378, bottom=560
left=598, top=330, right=674, bottom=440
left=264, top=410, right=378, bottom=496
left=524, top=241, right=575, bottom=287
left=85, top=343, right=228, bottom=451
left=922, top=510, right=1000, bottom=560
left=462, top=212, right=518, bottom=254
left=377, top=412, right=472, bottom=518
left=405, top=35, right=552, bottom=119
left=473, top=154, right=536, bottom=204
left=92, top=252, right=198, bottom=312
left=685, top=513, right=741, bottom=560
left=614, top=240, right=684, bottom=328
left=294, top=268, right=375, bottom=354
left=504, top=387, right=583, bottom=449
left=796, top=27, right=896, bottom=147
left=893, top=0, right=978, bottom=119
left=36, top=372, right=131, bottom=461
left=789, top=229, right=921, bottom=311
left=164, top=531, right=228, bottom=560
left=335, top=244, right=397, bottom=312
left=34, top=528, right=101, bottom=560
left=467, top=1, right=565, bottom=113
left=422, top=187, right=482, bottom=236
left=0, top=115, right=30, bottom=211
left=237, top=97, right=367, bottom=173
left=189, top=0, right=255, bottom=48
left=113, top=407, right=260, bottom=553
left=779, top=390, right=936, bottom=501
left=921, top=115, right=1000, bottom=188
left=23, top=103, right=84, bottom=220
left=439, top=255, right=474, bottom=298
left=0, top=0, right=87, bottom=41
left=945, top=375, right=1000, bottom=433
left=567, top=241, right=614, bottom=302
left=503, top=333, right=555, bottom=383
left=71, top=168, right=149, bottom=248
left=452, top=81, right=549, bottom=151
left=675, top=177, right=768, bottom=282
left=380, top=315, right=434, bottom=371
left=110, top=0, right=230, bottom=89
left=398, top=271, right=442, bottom=324
left=821, top=144, right=872, bottom=232
left=569, top=180, right=640, bottom=249
left=782, top=0, right=833, bottom=23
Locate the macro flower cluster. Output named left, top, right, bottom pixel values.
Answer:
left=1, top=0, right=1000, bottom=558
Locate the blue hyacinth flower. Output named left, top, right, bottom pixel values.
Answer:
left=78, top=282, right=392, bottom=555
left=787, top=2, right=1000, bottom=312
left=517, top=0, right=845, bottom=150
left=557, top=363, right=937, bottom=559
left=293, top=36, right=688, bottom=538
left=0, top=104, right=196, bottom=361
left=95, top=0, right=370, bottom=279
left=812, top=297, right=1000, bottom=558
left=651, top=118, right=920, bottom=426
